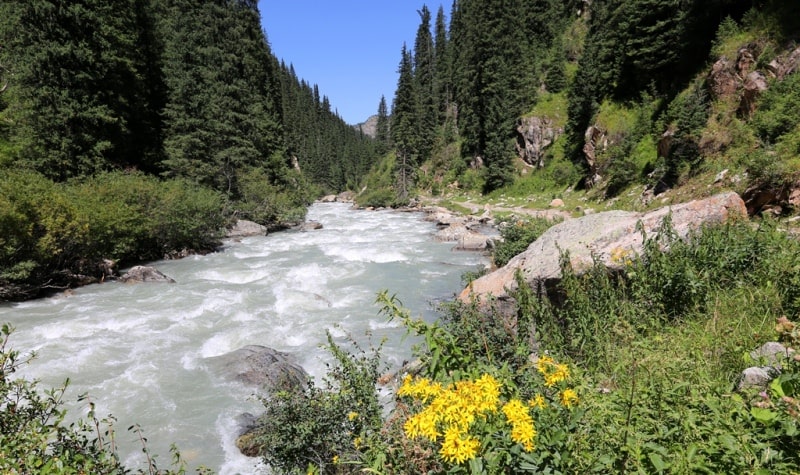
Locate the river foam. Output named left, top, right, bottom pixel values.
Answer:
left=0, top=202, right=487, bottom=474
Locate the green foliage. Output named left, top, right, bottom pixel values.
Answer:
left=0, top=169, right=225, bottom=298
left=653, top=83, right=709, bottom=187
left=355, top=153, right=410, bottom=208
left=0, top=324, right=205, bottom=474
left=493, top=217, right=560, bottom=268
left=0, top=0, right=161, bottom=180
left=752, top=72, right=800, bottom=145
left=235, top=166, right=310, bottom=227
left=253, top=332, right=384, bottom=475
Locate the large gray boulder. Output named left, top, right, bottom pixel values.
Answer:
left=208, top=345, right=308, bottom=392
left=119, top=266, right=176, bottom=284
left=460, top=192, right=747, bottom=314
left=227, top=219, right=266, bottom=238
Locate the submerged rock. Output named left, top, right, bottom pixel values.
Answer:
left=119, top=266, right=176, bottom=284
left=207, top=345, right=308, bottom=393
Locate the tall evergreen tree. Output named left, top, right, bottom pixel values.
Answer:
left=376, top=95, right=391, bottom=154
left=0, top=0, right=157, bottom=180
left=413, top=5, right=437, bottom=163
left=391, top=45, right=418, bottom=201
left=451, top=0, right=528, bottom=192
left=434, top=5, right=451, bottom=116
left=156, top=0, right=284, bottom=195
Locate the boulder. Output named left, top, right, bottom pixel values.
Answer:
left=737, top=366, right=775, bottom=391
left=515, top=116, right=563, bottom=168
left=119, top=266, right=176, bottom=284
left=750, top=342, right=795, bottom=367
left=739, top=71, right=769, bottom=118
left=207, top=345, right=308, bottom=392
left=337, top=191, right=356, bottom=203
left=453, top=231, right=493, bottom=251
left=434, top=223, right=470, bottom=242
left=298, top=220, right=323, bottom=231
left=227, top=219, right=266, bottom=238
left=319, top=194, right=337, bottom=203
left=549, top=198, right=565, bottom=208
left=707, top=57, right=739, bottom=99
left=582, top=125, right=607, bottom=187
left=459, top=192, right=747, bottom=316
left=766, top=46, right=800, bottom=79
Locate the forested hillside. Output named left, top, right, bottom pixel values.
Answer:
left=369, top=0, right=800, bottom=214
left=0, top=0, right=379, bottom=299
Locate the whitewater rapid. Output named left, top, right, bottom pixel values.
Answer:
left=0, top=202, right=488, bottom=473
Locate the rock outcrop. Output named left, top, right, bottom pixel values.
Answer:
left=515, top=116, right=563, bottom=168
left=582, top=125, right=607, bottom=187
left=459, top=192, right=747, bottom=316
left=119, top=266, right=176, bottom=284
left=207, top=345, right=308, bottom=392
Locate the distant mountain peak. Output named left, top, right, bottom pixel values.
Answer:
left=354, top=114, right=378, bottom=138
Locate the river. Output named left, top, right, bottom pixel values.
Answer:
left=0, top=202, right=489, bottom=474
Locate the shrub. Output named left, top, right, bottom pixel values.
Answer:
left=0, top=169, right=226, bottom=298
left=752, top=72, right=800, bottom=144
left=253, top=333, right=385, bottom=475
left=236, top=166, right=310, bottom=227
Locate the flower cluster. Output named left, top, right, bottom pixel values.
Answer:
left=398, top=362, right=579, bottom=467
left=502, top=399, right=536, bottom=451
left=397, top=374, right=500, bottom=446
left=536, top=355, right=570, bottom=387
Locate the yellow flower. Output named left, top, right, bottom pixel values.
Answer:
left=536, top=355, right=555, bottom=375
left=353, top=436, right=362, bottom=449
left=559, top=388, right=579, bottom=408
left=332, top=455, right=339, bottom=465
left=502, top=399, right=537, bottom=451
left=404, top=410, right=440, bottom=441
left=347, top=411, right=358, bottom=421
left=439, top=425, right=480, bottom=464
left=529, top=394, right=546, bottom=410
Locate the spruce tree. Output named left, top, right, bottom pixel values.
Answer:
left=434, top=5, right=451, bottom=116
left=376, top=95, right=391, bottom=154
left=413, top=5, right=437, bottom=164
left=391, top=45, right=418, bottom=201
left=0, top=0, right=156, bottom=180
left=157, top=0, right=284, bottom=195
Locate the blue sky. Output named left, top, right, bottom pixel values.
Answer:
left=259, top=1, right=437, bottom=125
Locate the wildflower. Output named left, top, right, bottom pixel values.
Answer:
left=404, top=410, right=440, bottom=441
left=439, top=425, right=480, bottom=464
left=502, top=399, right=536, bottom=451
left=347, top=411, right=358, bottom=421
left=529, top=394, right=546, bottom=410
left=559, top=388, right=579, bottom=408
left=536, top=355, right=555, bottom=375
left=353, top=436, right=362, bottom=449
left=332, top=455, right=339, bottom=465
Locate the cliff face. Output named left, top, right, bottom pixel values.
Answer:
left=355, top=114, right=378, bottom=138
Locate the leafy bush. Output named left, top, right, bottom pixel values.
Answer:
left=253, top=333, right=385, bottom=475
left=752, top=72, right=800, bottom=144
left=236, top=166, right=311, bottom=227
left=0, top=169, right=226, bottom=298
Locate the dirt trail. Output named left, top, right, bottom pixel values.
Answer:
left=453, top=201, right=572, bottom=221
